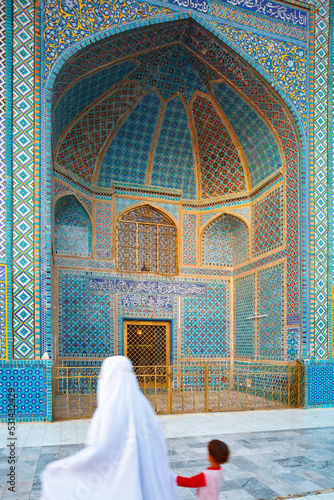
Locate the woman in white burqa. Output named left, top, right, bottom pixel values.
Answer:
left=41, top=356, right=176, bottom=500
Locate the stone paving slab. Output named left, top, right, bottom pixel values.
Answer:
left=1, top=409, right=334, bottom=499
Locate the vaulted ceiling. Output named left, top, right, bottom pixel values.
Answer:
left=52, top=20, right=288, bottom=201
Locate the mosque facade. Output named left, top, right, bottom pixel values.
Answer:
left=0, top=0, right=333, bottom=421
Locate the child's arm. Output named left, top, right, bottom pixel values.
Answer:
left=176, top=473, right=206, bottom=488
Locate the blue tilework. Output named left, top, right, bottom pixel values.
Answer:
left=209, top=23, right=307, bottom=127
left=183, top=282, right=229, bottom=358
left=287, top=327, right=300, bottom=361
left=114, top=200, right=180, bottom=222
left=202, top=213, right=248, bottom=266
left=129, top=45, right=218, bottom=104
left=213, top=82, right=283, bottom=187
left=59, top=273, right=113, bottom=358
left=252, top=186, right=284, bottom=258
left=304, top=360, right=334, bottom=408
left=0, top=361, right=51, bottom=421
left=257, top=264, right=284, bottom=360
left=234, top=274, right=255, bottom=359
left=56, top=82, right=140, bottom=185
left=54, top=196, right=91, bottom=257
left=151, top=96, right=196, bottom=200
left=12, top=0, right=35, bottom=360
left=44, top=1, right=173, bottom=78
left=0, top=0, right=5, bottom=259
left=97, top=91, right=161, bottom=187
left=182, top=214, right=197, bottom=265
left=52, top=60, right=137, bottom=147
left=95, top=203, right=112, bottom=259
left=192, top=95, right=247, bottom=199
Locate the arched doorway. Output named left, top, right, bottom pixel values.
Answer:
left=50, top=19, right=302, bottom=418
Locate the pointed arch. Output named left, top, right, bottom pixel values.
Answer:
left=116, top=204, right=178, bottom=275
left=54, top=195, right=92, bottom=257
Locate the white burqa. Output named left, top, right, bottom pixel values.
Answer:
left=41, top=356, right=176, bottom=500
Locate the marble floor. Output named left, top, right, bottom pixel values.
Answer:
left=1, top=408, right=334, bottom=499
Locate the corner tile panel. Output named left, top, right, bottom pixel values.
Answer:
left=58, top=272, right=113, bottom=358
left=252, top=186, right=284, bottom=258
left=257, top=263, right=284, bottom=360
left=95, top=202, right=112, bottom=260
left=183, top=281, right=230, bottom=357
left=234, top=274, right=255, bottom=359
left=182, top=214, right=197, bottom=265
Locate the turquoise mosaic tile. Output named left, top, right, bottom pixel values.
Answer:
left=234, top=274, right=255, bottom=359
left=202, top=213, right=248, bottom=266
left=52, top=60, right=137, bottom=147
left=58, top=273, right=113, bottom=358
left=98, top=91, right=161, bottom=187
left=54, top=195, right=91, bottom=257
left=151, top=96, right=196, bottom=200
left=0, top=361, right=51, bottom=421
left=257, top=264, right=284, bottom=360
left=183, top=281, right=230, bottom=358
left=213, top=82, right=283, bottom=187
left=252, top=186, right=284, bottom=258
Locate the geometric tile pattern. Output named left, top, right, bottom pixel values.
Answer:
left=234, top=274, right=255, bottom=359
left=305, top=360, right=334, bottom=408
left=312, top=1, right=330, bottom=359
left=58, top=273, right=112, bottom=358
left=52, top=61, right=137, bottom=147
left=183, top=281, right=229, bottom=358
left=257, top=264, right=284, bottom=360
left=151, top=96, right=196, bottom=200
left=0, top=0, right=6, bottom=258
left=210, top=3, right=308, bottom=42
left=57, top=82, right=140, bottom=185
left=54, top=196, right=91, bottom=257
left=128, top=45, right=219, bottom=104
left=0, top=266, right=6, bottom=359
left=95, top=202, right=112, bottom=259
left=115, top=198, right=179, bottom=222
left=97, top=91, right=161, bottom=188
left=44, top=0, right=173, bottom=78
left=286, top=327, right=300, bottom=362
left=192, top=95, right=247, bottom=199
left=53, top=181, right=93, bottom=216
left=0, top=361, right=51, bottom=420
left=54, top=257, right=115, bottom=271
left=214, top=82, right=283, bottom=187
left=182, top=214, right=197, bottom=265
left=51, top=23, right=185, bottom=104
left=12, top=0, right=35, bottom=359
left=209, top=23, right=307, bottom=127
left=202, top=213, right=248, bottom=266
left=252, top=186, right=283, bottom=258
left=200, top=207, right=250, bottom=227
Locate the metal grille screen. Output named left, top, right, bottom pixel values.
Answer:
left=117, top=206, right=177, bottom=274
left=127, top=324, right=167, bottom=367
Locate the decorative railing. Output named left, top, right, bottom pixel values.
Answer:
left=52, top=361, right=302, bottom=420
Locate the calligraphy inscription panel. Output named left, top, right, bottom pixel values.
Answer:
left=215, top=0, right=307, bottom=26
left=121, top=294, right=173, bottom=310
left=89, top=278, right=207, bottom=296
left=166, top=0, right=209, bottom=13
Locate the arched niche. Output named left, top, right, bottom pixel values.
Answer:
left=202, top=213, right=249, bottom=267
left=54, top=195, right=92, bottom=257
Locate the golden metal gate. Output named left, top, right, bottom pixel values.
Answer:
left=52, top=361, right=302, bottom=420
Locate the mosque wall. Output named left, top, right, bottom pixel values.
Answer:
left=51, top=175, right=287, bottom=370
left=1, top=0, right=333, bottom=420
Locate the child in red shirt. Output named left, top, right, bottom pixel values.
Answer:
left=176, top=440, right=229, bottom=500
